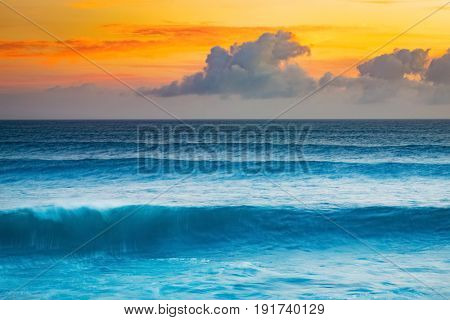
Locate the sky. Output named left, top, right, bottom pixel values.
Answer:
left=0, top=0, right=449, bottom=119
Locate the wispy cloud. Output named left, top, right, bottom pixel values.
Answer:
left=69, top=0, right=126, bottom=9
left=0, top=24, right=365, bottom=59
left=103, top=24, right=359, bottom=40
left=0, top=39, right=160, bottom=58
left=350, top=0, right=423, bottom=4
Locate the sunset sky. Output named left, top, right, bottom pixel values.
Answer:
left=0, top=0, right=449, bottom=118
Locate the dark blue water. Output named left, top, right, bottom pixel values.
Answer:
left=0, top=120, right=449, bottom=299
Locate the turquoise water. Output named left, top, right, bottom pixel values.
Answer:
left=0, top=120, right=449, bottom=299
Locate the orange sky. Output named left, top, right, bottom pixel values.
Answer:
left=0, top=0, right=448, bottom=90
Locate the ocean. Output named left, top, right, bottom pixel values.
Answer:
left=0, top=120, right=449, bottom=299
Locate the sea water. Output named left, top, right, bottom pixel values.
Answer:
left=0, top=120, right=449, bottom=299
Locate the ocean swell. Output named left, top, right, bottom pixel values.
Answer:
left=0, top=205, right=448, bottom=253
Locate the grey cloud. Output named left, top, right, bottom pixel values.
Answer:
left=318, top=47, right=450, bottom=105
left=150, top=37, right=446, bottom=102
left=319, top=72, right=406, bottom=103
left=319, top=70, right=450, bottom=105
left=46, top=83, right=100, bottom=93
left=357, top=48, right=429, bottom=80
left=426, top=49, right=450, bottom=85
left=148, top=31, right=316, bottom=98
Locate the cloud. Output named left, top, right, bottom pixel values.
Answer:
left=105, top=24, right=361, bottom=39
left=149, top=31, right=316, bottom=98
left=320, top=72, right=408, bottom=103
left=349, top=0, right=424, bottom=4
left=0, top=39, right=160, bottom=58
left=357, top=48, right=429, bottom=80
left=350, top=0, right=398, bottom=4
left=426, top=49, right=450, bottom=85
left=0, top=24, right=346, bottom=61
left=69, top=0, right=126, bottom=9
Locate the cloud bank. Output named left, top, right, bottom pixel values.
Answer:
left=148, top=31, right=316, bottom=98
left=149, top=31, right=449, bottom=106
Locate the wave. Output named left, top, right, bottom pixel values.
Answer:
left=2, top=140, right=450, bottom=151
left=2, top=139, right=450, bottom=147
left=1, top=141, right=449, bottom=166
left=2, top=155, right=449, bottom=165
left=0, top=205, right=449, bottom=253
left=1, top=159, right=448, bottom=180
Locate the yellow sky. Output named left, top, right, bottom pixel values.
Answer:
left=0, top=0, right=448, bottom=90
